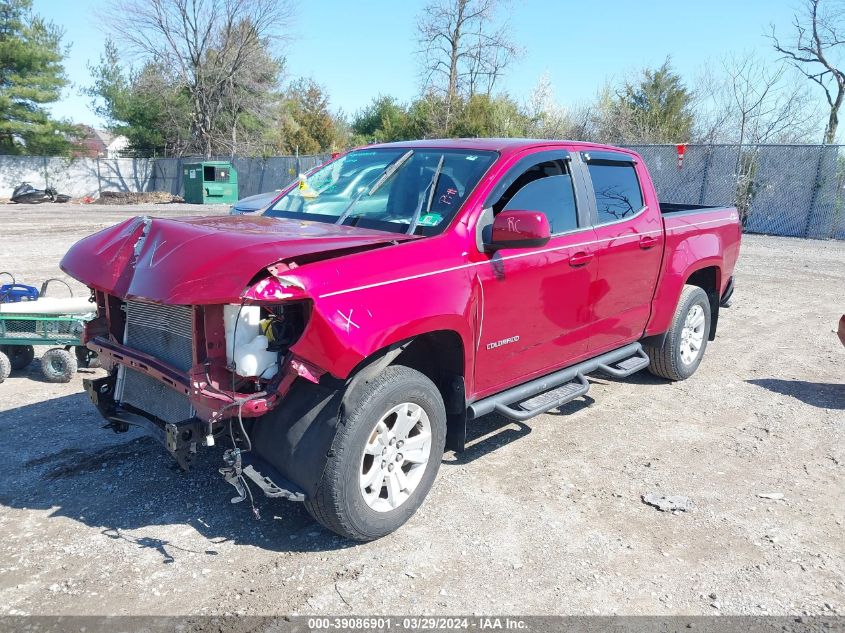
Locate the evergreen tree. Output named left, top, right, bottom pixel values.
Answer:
left=87, top=40, right=192, bottom=156
left=351, top=96, right=412, bottom=144
left=617, top=58, right=695, bottom=143
left=273, top=78, right=339, bottom=154
left=0, top=0, right=75, bottom=154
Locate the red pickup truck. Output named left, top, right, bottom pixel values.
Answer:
left=62, top=139, right=741, bottom=541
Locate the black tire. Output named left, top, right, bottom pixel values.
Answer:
left=75, top=346, right=101, bottom=369
left=645, top=284, right=711, bottom=381
left=41, top=348, right=78, bottom=383
left=3, top=345, right=35, bottom=371
left=304, top=365, right=447, bottom=541
left=0, top=351, right=10, bottom=383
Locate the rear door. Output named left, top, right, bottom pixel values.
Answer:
left=473, top=149, right=598, bottom=396
left=580, top=151, right=664, bottom=353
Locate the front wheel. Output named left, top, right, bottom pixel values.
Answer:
left=304, top=365, right=447, bottom=541
left=645, top=284, right=711, bottom=381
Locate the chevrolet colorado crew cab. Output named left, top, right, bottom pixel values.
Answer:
left=62, top=139, right=741, bottom=541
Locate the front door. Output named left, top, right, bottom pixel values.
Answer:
left=472, top=150, right=598, bottom=397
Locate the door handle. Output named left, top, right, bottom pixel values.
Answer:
left=569, top=251, right=594, bottom=267
left=639, top=235, right=659, bottom=249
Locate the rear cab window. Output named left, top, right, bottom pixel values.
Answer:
left=585, top=158, right=644, bottom=225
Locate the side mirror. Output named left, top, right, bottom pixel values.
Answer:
left=485, top=209, right=551, bottom=251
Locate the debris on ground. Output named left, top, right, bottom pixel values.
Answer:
left=642, top=493, right=693, bottom=513
left=98, top=191, right=185, bottom=205
left=756, top=492, right=785, bottom=500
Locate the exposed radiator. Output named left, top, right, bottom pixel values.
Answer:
left=124, top=300, right=194, bottom=371
left=117, top=367, right=194, bottom=423
left=117, top=300, right=196, bottom=423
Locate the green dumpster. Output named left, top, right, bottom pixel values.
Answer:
left=183, top=161, right=238, bottom=204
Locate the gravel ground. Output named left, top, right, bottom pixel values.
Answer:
left=0, top=204, right=843, bottom=616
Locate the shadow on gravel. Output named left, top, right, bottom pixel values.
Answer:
left=747, top=378, right=845, bottom=410
left=0, top=393, right=355, bottom=557
left=594, top=371, right=667, bottom=386
left=449, top=412, right=532, bottom=465
left=448, top=393, right=596, bottom=465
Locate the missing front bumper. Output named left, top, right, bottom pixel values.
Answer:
left=82, top=374, right=307, bottom=503
left=84, top=375, right=207, bottom=470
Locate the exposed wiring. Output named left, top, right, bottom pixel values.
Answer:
left=238, top=472, right=260, bottom=520
left=204, top=364, right=235, bottom=403
left=223, top=391, right=268, bottom=522
left=219, top=298, right=282, bottom=521
left=40, top=278, right=73, bottom=298
left=236, top=395, right=253, bottom=453
left=231, top=299, right=246, bottom=395
left=0, top=272, right=14, bottom=285
left=256, top=358, right=279, bottom=381
left=223, top=390, right=266, bottom=454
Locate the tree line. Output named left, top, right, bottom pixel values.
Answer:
left=1, top=0, right=844, bottom=157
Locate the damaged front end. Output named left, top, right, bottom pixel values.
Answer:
left=61, top=213, right=414, bottom=510
left=79, top=276, right=323, bottom=504
left=84, top=284, right=320, bottom=456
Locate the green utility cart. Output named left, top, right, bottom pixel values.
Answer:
left=0, top=313, right=98, bottom=383
left=183, top=161, right=239, bottom=204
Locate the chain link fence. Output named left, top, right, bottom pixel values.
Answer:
left=149, top=154, right=329, bottom=198
left=625, top=144, right=845, bottom=240
left=3, top=146, right=844, bottom=240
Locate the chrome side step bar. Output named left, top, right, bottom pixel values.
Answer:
left=468, top=343, right=648, bottom=422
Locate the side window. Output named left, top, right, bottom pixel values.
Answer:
left=493, top=160, right=578, bottom=234
left=586, top=161, right=644, bottom=224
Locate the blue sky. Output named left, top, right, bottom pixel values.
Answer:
left=35, top=0, right=805, bottom=126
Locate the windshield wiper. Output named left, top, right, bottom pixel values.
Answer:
left=406, top=155, right=444, bottom=235
left=335, top=150, right=414, bottom=225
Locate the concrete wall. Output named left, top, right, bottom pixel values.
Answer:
left=0, top=156, right=156, bottom=199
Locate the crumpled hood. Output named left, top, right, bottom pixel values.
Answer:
left=61, top=214, right=415, bottom=304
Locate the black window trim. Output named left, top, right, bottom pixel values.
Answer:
left=581, top=152, right=647, bottom=228
left=580, top=150, right=638, bottom=164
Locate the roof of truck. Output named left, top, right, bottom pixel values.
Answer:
left=366, top=138, right=635, bottom=155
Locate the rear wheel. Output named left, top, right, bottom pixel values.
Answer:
left=645, top=284, right=711, bottom=381
left=41, top=348, right=77, bottom=383
left=304, top=365, right=447, bottom=541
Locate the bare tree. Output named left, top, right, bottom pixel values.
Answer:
left=416, top=0, right=519, bottom=132
left=107, top=0, right=293, bottom=157
left=697, top=53, right=819, bottom=145
left=525, top=72, right=592, bottom=140
left=770, top=0, right=845, bottom=143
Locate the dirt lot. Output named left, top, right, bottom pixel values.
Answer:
left=0, top=204, right=843, bottom=616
